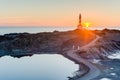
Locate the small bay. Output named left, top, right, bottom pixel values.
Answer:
left=0, top=54, right=78, bottom=80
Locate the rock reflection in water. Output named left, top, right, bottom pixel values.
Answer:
left=0, top=54, right=78, bottom=80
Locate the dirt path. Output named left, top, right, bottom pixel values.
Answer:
left=66, top=35, right=101, bottom=80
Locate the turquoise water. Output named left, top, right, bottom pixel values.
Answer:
left=0, top=27, right=76, bottom=35
left=0, top=54, right=78, bottom=80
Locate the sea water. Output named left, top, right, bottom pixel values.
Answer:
left=0, top=26, right=120, bottom=35
left=0, top=27, right=76, bottom=35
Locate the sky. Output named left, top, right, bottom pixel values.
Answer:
left=0, top=0, right=120, bottom=28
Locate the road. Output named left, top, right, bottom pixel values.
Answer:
left=66, top=35, right=101, bottom=80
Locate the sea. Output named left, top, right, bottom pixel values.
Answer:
left=0, top=26, right=120, bottom=35
left=0, top=27, right=78, bottom=80
left=0, top=27, right=76, bottom=35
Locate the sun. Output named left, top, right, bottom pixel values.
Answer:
left=83, top=22, right=91, bottom=28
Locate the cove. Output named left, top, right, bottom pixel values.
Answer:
left=0, top=54, right=78, bottom=80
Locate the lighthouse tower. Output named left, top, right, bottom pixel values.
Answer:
left=77, top=14, right=82, bottom=29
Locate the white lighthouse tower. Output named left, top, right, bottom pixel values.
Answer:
left=77, top=13, right=83, bottom=29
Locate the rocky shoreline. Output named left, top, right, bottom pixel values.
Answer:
left=0, top=29, right=96, bottom=57
left=0, top=29, right=120, bottom=58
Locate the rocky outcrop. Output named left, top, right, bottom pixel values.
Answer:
left=0, top=29, right=120, bottom=59
left=0, top=29, right=95, bottom=57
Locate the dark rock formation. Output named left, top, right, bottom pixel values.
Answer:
left=0, top=28, right=120, bottom=59
left=0, top=29, right=95, bottom=57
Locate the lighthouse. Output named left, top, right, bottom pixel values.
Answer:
left=77, top=14, right=82, bottom=29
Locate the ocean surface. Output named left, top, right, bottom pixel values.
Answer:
left=0, top=27, right=76, bottom=35
left=0, top=27, right=78, bottom=80
left=0, top=26, right=120, bottom=35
